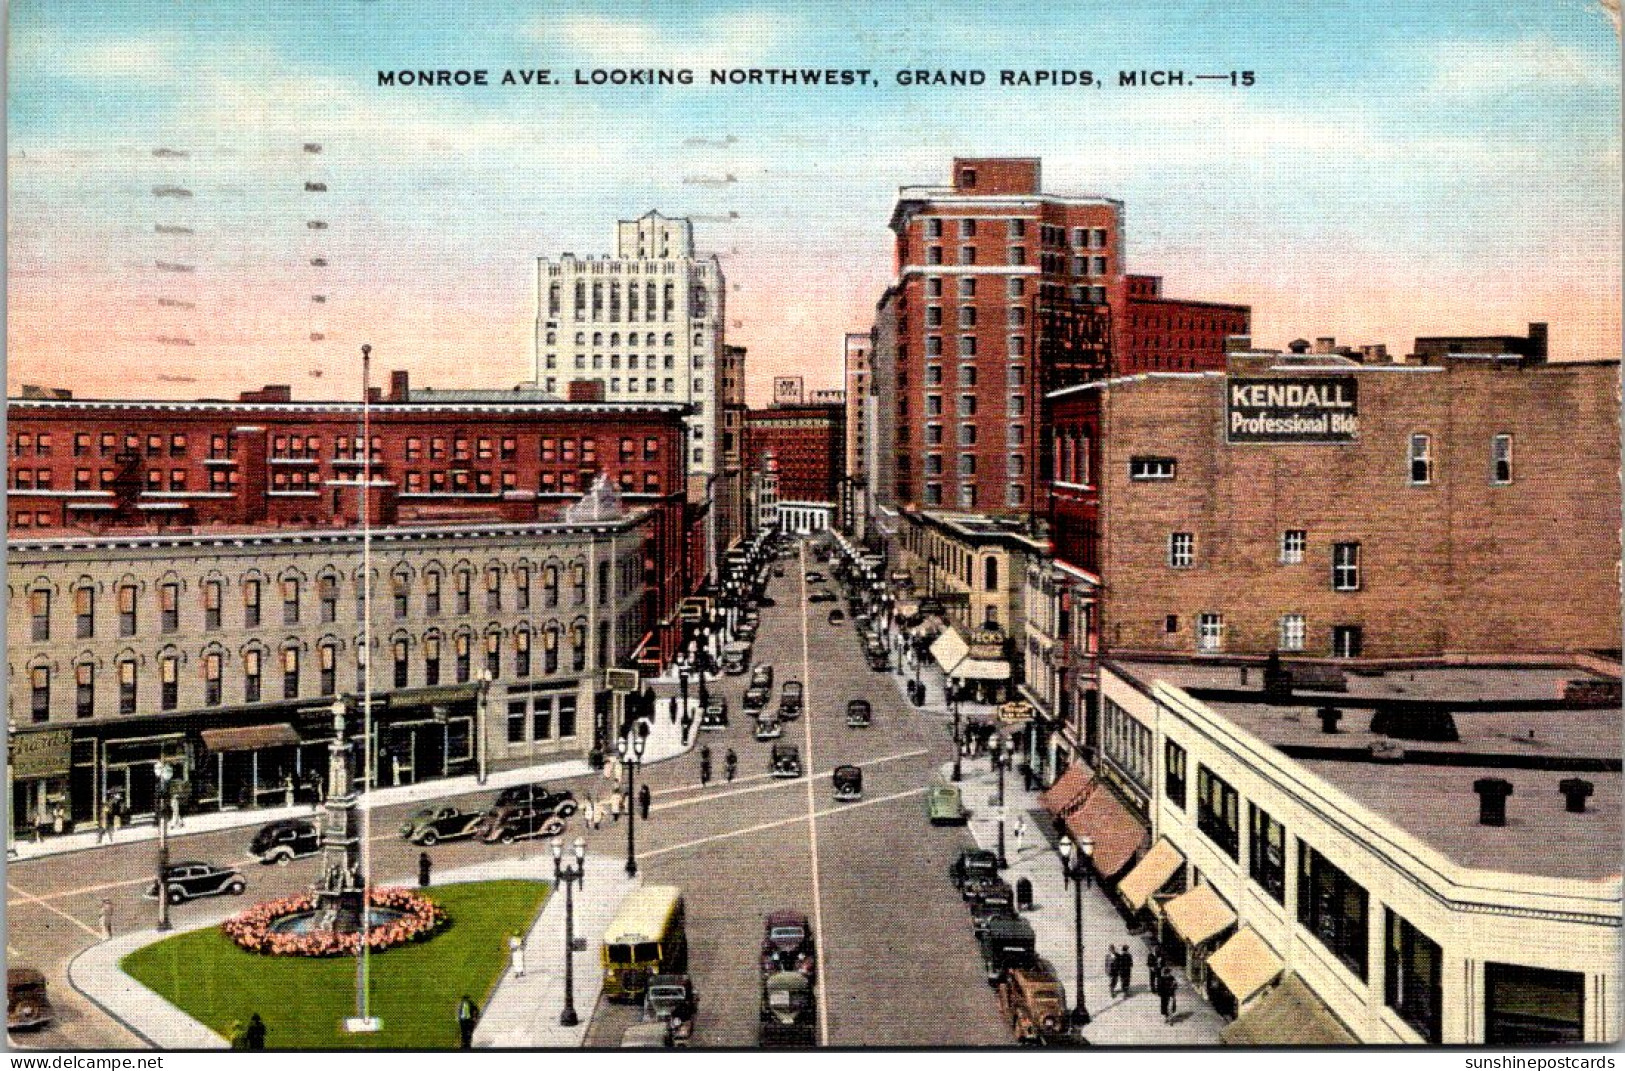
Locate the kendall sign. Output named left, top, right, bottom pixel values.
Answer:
left=1227, top=376, right=1359, bottom=443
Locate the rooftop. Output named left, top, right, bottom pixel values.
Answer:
left=1107, top=658, right=1623, bottom=884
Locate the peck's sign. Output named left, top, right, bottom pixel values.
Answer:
left=1227, top=376, right=1358, bottom=443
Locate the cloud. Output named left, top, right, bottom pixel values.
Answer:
left=1428, top=36, right=1617, bottom=95
left=540, top=11, right=792, bottom=68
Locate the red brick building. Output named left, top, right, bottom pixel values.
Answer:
left=874, top=158, right=1250, bottom=517
left=743, top=403, right=845, bottom=507
left=6, top=373, right=698, bottom=666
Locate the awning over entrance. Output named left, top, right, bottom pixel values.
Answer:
left=1207, top=927, right=1283, bottom=1006
left=1164, top=882, right=1237, bottom=946
left=1039, top=764, right=1092, bottom=816
left=201, top=723, right=301, bottom=753
left=1220, top=973, right=1358, bottom=1046
left=956, top=657, right=1010, bottom=680
left=930, top=629, right=970, bottom=674
left=1062, top=784, right=1148, bottom=879
left=1118, top=837, right=1185, bottom=912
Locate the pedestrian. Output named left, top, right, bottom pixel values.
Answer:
left=699, top=745, right=713, bottom=786
left=1158, top=965, right=1179, bottom=1023
left=1060, top=850, right=1072, bottom=890
left=638, top=783, right=651, bottom=821
left=507, top=932, right=526, bottom=978
left=1147, top=948, right=1162, bottom=984
left=1118, top=946, right=1135, bottom=996
left=608, top=792, right=623, bottom=823
left=724, top=748, right=737, bottom=783
left=1104, top=945, right=1119, bottom=997
left=51, top=803, right=66, bottom=837
left=170, top=791, right=183, bottom=830
left=244, top=1012, right=267, bottom=1050
left=283, top=774, right=295, bottom=809
left=95, top=800, right=109, bottom=844
left=669, top=696, right=679, bottom=725
left=457, top=995, right=479, bottom=1049
left=99, top=898, right=114, bottom=941
left=1012, top=815, right=1026, bottom=858
left=418, top=851, right=433, bottom=888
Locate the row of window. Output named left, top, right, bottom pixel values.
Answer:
left=1167, top=532, right=1361, bottom=589
left=542, top=330, right=685, bottom=348
left=1163, top=741, right=1442, bottom=1041
left=1182, top=612, right=1364, bottom=657
left=922, top=217, right=1109, bottom=250
left=548, top=279, right=690, bottom=323
left=1126, top=434, right=1517, bottom=488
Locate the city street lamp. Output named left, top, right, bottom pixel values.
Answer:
left=476, top=668, right=493, bottom=785
left=993, top=736, right=1010, bottom=869
left=153, top=760, right=174, bottom=931
left=950, top=676, right=964, bottom=783
left=617, top=718, right=650, bottom=877
left=1057, top=836, right=1094, bottom=1029
left=552, top=836, right=587, bottom=1028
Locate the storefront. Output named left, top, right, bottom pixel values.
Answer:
left=9, top=728, right=73, bottom=840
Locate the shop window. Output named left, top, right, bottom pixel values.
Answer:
left=507, top=699, right=527, bottom=744
left=558, top=695, right=578, bottom=738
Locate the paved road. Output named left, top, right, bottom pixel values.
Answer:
left=7, top=538, right=1006, bottom=1050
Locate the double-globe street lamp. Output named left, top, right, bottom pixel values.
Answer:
left=618, top=716, right=651, bottom=877
left=949, top=675, right=964, bottom=783
left=1057, top=836, right=1095, bottom=1030
left=153, top=760, right=175, bottom=931
left=552, top=836, right=587, bottom=1027
left=992, top=735, right=1011, bottom=869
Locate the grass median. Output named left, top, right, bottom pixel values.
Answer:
left=121, top=879, right=550, bottom=1049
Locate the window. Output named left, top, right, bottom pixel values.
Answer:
left=572, top=562, right=587, bottom=605
left=30, top=590, right=50, bottom=641
left=544, top=627, right=560, bottom=674
left=1332, top=625, right=1364, bottom=658
left=455, top=571, right=471, bottom=615
left=507, top=699, right=527, bottom=744
left=1168, top=532, right=1194, bottom=568
left=425, top=572, right=442, bottom=615
left=1386, top=910, right=1442, bottom=1042
left=531, top=696, right=553, bottom=741
left=1196, top=612, right=1224, bottom=652
left=77, top=663, right=96, bottom=717
left=486, top=567, right=502, bottom=612
left=572, top=623, right=588, bottom=671
left=1409, top=433, right=1433, bottom=485
left=959, top=218, right=976, bottom=238
left=282, top=578, right=300, bottom=624
left=1297, top=841, right=1369, bottom=981
left=515, top=630, right=532, bottom=677
left=1492, top=433, right=1513, bottom=485
left=515, top=566, right=531, bottom=611
left=1164, top=740, right=1187, bottom=809
left=1279, top=613, right=1306, bottom=651
left=1332, top=542, right=1361, bottom=591
left=424, top=637, right=441, bottom=685
left=1280, top=529, right=1306, bottom=564
left=1485, top=964, right=1585, bottom=1045
left=925, top=306, right=942, bottom=328
left=244, top=650, right=262, bottom=703
left=30, top=667, right=50, bottom=722
left=1196, top=765, right=1239, bottom=859
left=958, top=245, right=977, bottom=266
left=1008, top=246, right=1026, bottom=266
left=1101, top=698, right=1152, bottom=791
left=558, top=695, right=578, bottom=738
left=926, top=218, right=943, bottom=239
left=242, top=580, right=261, bottom=627
left=486, top=633, right=501, bottom=678
left=319, top=645, right=337, bottom=695
left=394, top=641, right=410, bottom=688
left=1129, top=456, right=1176, bottom=481
left=119, top=660, right=138, bottom=713
left=282, top=647, right=299, bottom=699
left=455, top=633, right=471, bottom=683
left=392, top=574, right=409, bottom=618
left=204, top=581, right=222, bottom=630
left=158, top=583, right=179, bottom=632
left=927, top=246, right=943, bottom=265
left=319, top=577, right=338, bottom=623
left=1248, top=804, right=1286, bottom=903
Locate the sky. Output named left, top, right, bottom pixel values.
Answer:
left=7, top=0, right=1621, bottom=404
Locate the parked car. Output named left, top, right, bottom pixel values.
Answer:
left=807, top=589, right=836, bottom=604
left=750, top=664, right=775, bottom=689
left=845, top=699, right=872, bottom=728
left=927, top=783, right=967, bottom=825
left=760, top=911, right=816, bottom=976
left=950, top=848, right=1001, bottom=896
left=757, top=596, right=778, bottom=608
left=477, top=803, right=566, bottom=844
left=249, top=817, right=321, bottom=865
left=399, top=805, right=484, bottom=846
left=643, top=973, right=698, bottom=1045
left=770, top=742, right=803, bottom=779
left=827, top=608, right=845, bottom=624
left=754, top=711, right=783, bottom=741
left=998, top=965, right=1071, bottom=1045
left=492, top=784, right=578, bottom=819
left=722, top=641, right=753, bottom=675
left=759, top=971, right=816, bottom=1047
left=702, top=696, right=729, bottom=730
left=145, top=861, right=247, bottom=904
left=832, top=765, right=863, bottom=802
left=804, top=571, right=825, bottom=583
left=780, top=681, right=804, bottom=719
left=744, top=683, right=772, bottom=711
left=6, top=969, right=53, bottom=1032
left=978, top=916, right=1039, bottom=985
left=773, top=565, right=786, bottom=578
left=970, top=881, right=1018, bottom=937
left=866, top=650, right=891, bottom=672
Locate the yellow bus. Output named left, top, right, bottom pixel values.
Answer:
left=601, top=885, right=686, bottom=1000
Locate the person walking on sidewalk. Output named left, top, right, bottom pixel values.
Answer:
left=457, top=995, right=479, bottom=1049
left=1104, top=945, right=1120, bottom=997
left=724, top=748, right=737, bottom=783
left=699, top=745, right=713, bottom=786
left=608, top=792, right=623, bottom=824
left=1011, top=815, right=1026, bottom=858
left=1157, top=964, right=1178, bottom=1023
left=638, top=783, right=651, bottom=821
left=507, top=932, right=526, bottom=978
left=1118, top=946, right=1135, bottom=997
left=99, top=898, right=114, bottom=941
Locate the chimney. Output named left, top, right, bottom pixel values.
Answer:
left=1558, top=778, right=1594, bottom=813
left=1316, top=706, right=1342, bottom=734
left=1263, top=650, right=1291, bottom=699
left=567, top=380, right=605, bottom=403
left=1527, top=322, right=1548, bottom=361
left=1312, top=336, right=1335, bottom=355
left=240, top=385, right=292, bottom=402
left=366, top=386, right=382, bottom=404
left=1473, top=778, right=1514, bottom=827
left=389, top=369, right=410, bottom=402
left=1287, top=338, right=1311, bottom=355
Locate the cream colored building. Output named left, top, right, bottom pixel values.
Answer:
left=1094, top=658, right=1620, bottom=1045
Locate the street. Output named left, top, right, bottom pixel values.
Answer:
left=7, top=540, right=1007, bottom=1049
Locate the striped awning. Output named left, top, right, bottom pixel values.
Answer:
left=1207, top=927, right=1284, bottom=1006
left=201, top=723, right=300, bottom=753
left=1062, top=783, right=1148, bottom=879
left=1038, top=764, right=1092, bottom=817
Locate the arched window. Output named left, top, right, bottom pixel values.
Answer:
left=984, top=556, right=999, bottom=592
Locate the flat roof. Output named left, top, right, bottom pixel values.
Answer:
left=1107, top=659, right=1622, bottom=883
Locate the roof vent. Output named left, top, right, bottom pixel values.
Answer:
left=1473, top=777, right=1514, bottom=827
left=1559, top=778, right=1595, bottom=814
left=1316, top=706, right=1342, bottom=734
left=1370, top=741, right=1405, bottom=762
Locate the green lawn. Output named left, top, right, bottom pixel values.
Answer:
left=121, top=880, right=550, bottom=1050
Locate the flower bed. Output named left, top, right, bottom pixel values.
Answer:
left=222, top=887, right=447, bottom=957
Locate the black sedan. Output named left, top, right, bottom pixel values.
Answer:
left=146, top=861, right=248, bottom=904
left=400, top=805, right=484, bottom=846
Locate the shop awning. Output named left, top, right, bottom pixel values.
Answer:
left=956, top=657, right=1010, bottom=680
left=1063, top=784, right=1148, bottom=879
left=1039, top=764, right=1093, bottom=817
left=1118, top=837, right=1185, bottom=912
left=201, top=723, right=301, bottom=753
left=1207, top=927, right=1283, bottom=1006
left=930, top=629, right=970, bottom=674
left=1164, top=882, right=1237, bottom=946
left=1220, top=973, right=1357, bottom=1046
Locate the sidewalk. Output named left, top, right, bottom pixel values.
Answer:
left=956, top=759, right=1225, bottom=1045
left=12, top=693, right=700, bottom=864
left=472, top=856, right=635, bottom=1048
